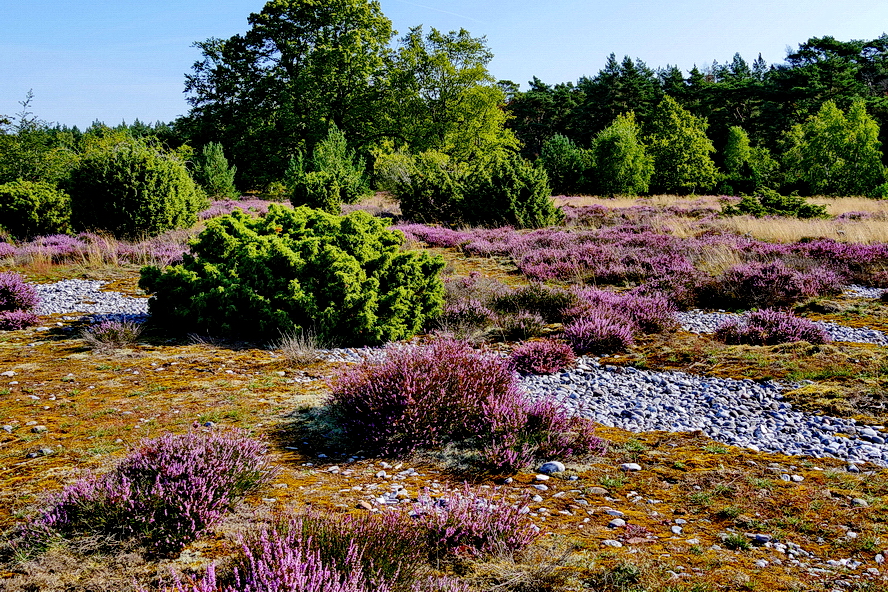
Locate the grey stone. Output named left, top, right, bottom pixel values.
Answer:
left=538, top=461, right=566, bottom=474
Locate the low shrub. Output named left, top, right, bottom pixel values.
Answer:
left=330, top=339, right=604, bottom=470
left=0, top=271, right=39, bottom=311
left=462, top=152, right=563, bottom=229
left=496, top=310, right=547, bottom=340
left=80, top=319, right=143, bottom=350
left=538, top=133, right=591, bottom=195
left=701, top=260, right=808, bottom=310
left=412, top=484, right=539, bottom=558
left=68, top=137, right=207, bottom=239
left=0, top=271, right=39, bottom=330
left=491, top=283, right=577, bottom=323
left=389, top=150, right=464, bottom=225
left=563, top=315, right=634, bottom=355
left=0, top=310, right=39, bottom=330
left=722, top=188, right=828, bottom=219
left=139, top=206, right=446, bottom=345
left=0, top=179, right=71, bottom=239
left=437, top=299, right=495, bottom=329
left=21, top=430, right=276, bottom=553
left=510, top=339, right=575, bottom=374
left=567, top=288, right=678, bottom=333
left=714, top=309, right=831, bottom=346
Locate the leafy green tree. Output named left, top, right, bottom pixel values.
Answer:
left=784, top=98, right=886, bottom=195
left=538, top=134, right=590, bottom=195
left=383, top=26, right=517, bottom=162
left=591, top=112, right=653, bottom=196
left=647, top=96, right=719, bottom=194
left=139, top=205, right=445, bottom=345
left=385, top=150, right=465, bottom=224
left=67, top=136, right=207, bottom=238
left=505, top=77, right=579, bottom=158
left=183, top=0, right=394, bottom=189
left=194, top=142, right=238, bottom=199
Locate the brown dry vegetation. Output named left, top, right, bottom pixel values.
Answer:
left=2, top=195, right=888, bottom=591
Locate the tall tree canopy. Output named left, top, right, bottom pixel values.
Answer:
left=183, top=0, right=394, bottom=189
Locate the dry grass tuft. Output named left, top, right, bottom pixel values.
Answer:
left=275, top=329, right=325, bottom=366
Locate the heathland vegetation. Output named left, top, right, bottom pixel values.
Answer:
left=4, top=1, right=888, bottom=591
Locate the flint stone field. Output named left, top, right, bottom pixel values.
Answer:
left=2, top=194, right=888, bottom=591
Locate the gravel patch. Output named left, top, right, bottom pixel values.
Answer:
left=33, top=279, right=149, bottom=323
left=844, top=284, right=886, bottom=299
left=678, top=309, right=888, bottom=345
left=522, top=358, right=888, bottom=466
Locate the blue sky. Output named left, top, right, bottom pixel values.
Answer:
left=2, top=0, right=887, bottom=129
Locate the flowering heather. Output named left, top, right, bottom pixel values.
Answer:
left=0, top=310, right=40, bottom=330
left=330, top=339, right=523, bottom=455
left=330, top=339, right=604, bottom=469
left=23, top=430, right=277, bottom=553
left=437, top=299, right=494, bottom=328
left=0, top=242, right=15, bottom=258
left=0, top=271, right=39, bottom=311
left=703, top=261, right=810, bottom=310
left=510, top=339, right=575, bottom=375
left=412, top=484, right=540, bottom=557
left=568, top=287, right=678, bottom=333
left=714, top=309, right=831, bottom=346
left=496, top=310, right=546, bottom=339
left=563, top=315, right=634, bottom=355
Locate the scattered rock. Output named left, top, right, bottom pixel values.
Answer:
left=620, top=462, right=642, bottom=471
left=532, top=484, right=549, bottom=491
left=608, top=518, right=626, bottom=528
left=31, top=425, right=47, bottom=434
left=538, top=461, right=566, bottom=474
left=586, top=486, right=609, bottom=496
left=535, top=474, right=550, bottom=481
left=852, top=498, right=869, bottom=508
left=602, top=539, right=623, bottom=548
left=357, top=500, right=374, bottom=511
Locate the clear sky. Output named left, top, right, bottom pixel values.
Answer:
left=2, top=0, right=887, bottom=129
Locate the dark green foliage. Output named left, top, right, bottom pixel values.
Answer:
left=68, top=138, right=207, bottom=238
left=538, top=133, right=590, bottom=195
left=389, top=150, right=465, bottom=224
left=462, top=152, right=563, bottom=228
left=0, top=179, right=71, bottom=238
left=139, top=205, right=445, bottom=345
left=591, top=111, right=653, bottom=196
left=287, top=126, right=368, bottom=214
left=491, top=283, right=576, bottom=323
left=722, top=188, right=828, bottom=218
left=193, top=141, right=238, bottom=199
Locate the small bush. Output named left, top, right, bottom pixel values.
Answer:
left=438, top=299, right=495, bottom=329
left=714, top=309, right=830, bottom=346
left=538, top=133, right=590, bottom=195
left=287, top=126, right=368, bottom=213
left=722, top=188, right=828, bottom=219
left=389, top=150, right=465, bottom=225
left=563, top=315, right=634, bottom=355
left=139, top=206, right=445, bottom=345
left=80, top=319, right=143, bottom=350
left=193, top=142, right=238, bottom=200
left=491, top=283, right=577, bottom=323
left=496, top=310, right=547, bottom=340
left=0, top=310, right=39, bottom=330
left=567, top=288, right=678, bottom=333
left=510, top=339, right=575, bottom=375
left=330, top=339, right=604, bottom=470
left=21, top=430, right=276, bottom=553
left=68, top=137, right=207, bottom=239
left=0, top=179, right=71, bottom=238
left=703, top=260, right=807, bottom=310
left=0, top=271, right=39, bottom=311
left=412, top=484, right=539, bottom=558
left=462, top=152, right=563, bottom=229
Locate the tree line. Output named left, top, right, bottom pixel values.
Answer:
left=3, top=0, right=888, bottom=239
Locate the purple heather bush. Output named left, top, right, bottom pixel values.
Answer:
left=509, top=339, right=575, bottom=375
left=496, top=310, right=547, bottom=339
left=0, top=310, right=40, bottom=330
left=714, top=309, right=831, bottom=346
left=0, top=241, right=15, bottom=259
left=563, top=315, right=634, bottom=355
left=412, top=484, right=539, bottom=558
left=567, top=287, right=678, bottom=334
left=437, top=299, right=494, bottom=328
left=330, top=339, right=604, bottom=470
left=703, top=260, right=808, bottom=310
left=23, top=430, right=276, bottom=553
left=0, top=271, right=39, bottom=311
left=81, top=319, right=144, bottom=349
